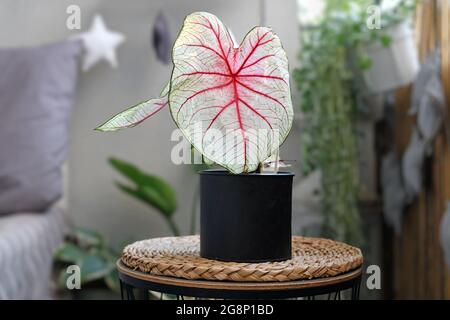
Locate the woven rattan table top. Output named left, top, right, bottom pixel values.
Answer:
left=121, top=236, right=363, bottom=283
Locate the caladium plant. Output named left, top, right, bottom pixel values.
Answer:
left=96, top=12, right=293, bottom=174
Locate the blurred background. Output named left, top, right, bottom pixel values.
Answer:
left=0, top=0, right=449, bottom=300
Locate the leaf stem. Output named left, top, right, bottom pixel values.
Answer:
left=165, top=217, right=181, bottom=236
left=274, top=148, right=279, bottom=173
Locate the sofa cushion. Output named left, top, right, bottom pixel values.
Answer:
left=0, top=40, right=81, bottom=215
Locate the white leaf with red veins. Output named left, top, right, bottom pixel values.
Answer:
left=96, top=82, right=170, bottom=132
left=95, top=97, right=168, bottom=131
left=170, top=12, right=293, bottom=173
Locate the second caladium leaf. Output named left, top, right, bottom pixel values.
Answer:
left=96, top=83, right=170, bottom=132
left=96, top=12, right=293, bottom=174
left=170, top=12, right=293, bottom=173
left=95, top=98, right=168, bottom=131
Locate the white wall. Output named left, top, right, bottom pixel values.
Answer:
left=0, top=0, right=300, bottom=246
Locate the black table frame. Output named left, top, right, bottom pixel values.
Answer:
left=117, top=261, right=362, bottom=300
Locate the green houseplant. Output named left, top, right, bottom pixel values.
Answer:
left=294, top=0, right=417, bottom=243
left=53, top=227, right=121, bottom=298
left=54, top=160, right=178, bottom=297
left=108, top=157, right=179, bottom=236
left=96, top=12, right=295, bottom=262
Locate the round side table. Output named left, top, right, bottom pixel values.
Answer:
left=117, top=236, right=363, bottom=300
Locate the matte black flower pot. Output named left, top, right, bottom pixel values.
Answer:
left=200, top=169, right=294, bottom=262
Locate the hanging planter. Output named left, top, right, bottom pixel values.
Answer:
left=96, top=12, right=295, bottom=263
left=362, top=21, right=419, bottom=93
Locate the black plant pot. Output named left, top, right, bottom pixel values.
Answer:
left=200, top=169, right=294, bottom=262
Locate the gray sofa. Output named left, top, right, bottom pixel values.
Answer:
left=0, top=202, right=67, bottom=299
left=0, top=40, right=81, bottom=300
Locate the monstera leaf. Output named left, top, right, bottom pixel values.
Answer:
left=96, top=12, right=293, bottom=174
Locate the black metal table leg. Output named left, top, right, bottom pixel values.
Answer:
left=351, top=276, right=362, bottom=300
left=120, top=279, right=124, bottom=300
left=125, top=284, right=136, bottom=300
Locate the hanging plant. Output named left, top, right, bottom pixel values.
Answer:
left=294, top=30, right=361, bottom=243
left=294, top=0, right=417, bottom=244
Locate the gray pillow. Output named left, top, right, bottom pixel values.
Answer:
left=0, top=40, right=81, bottom=215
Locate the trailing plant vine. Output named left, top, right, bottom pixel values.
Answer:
left=294, top=0, right=417, bottom=244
